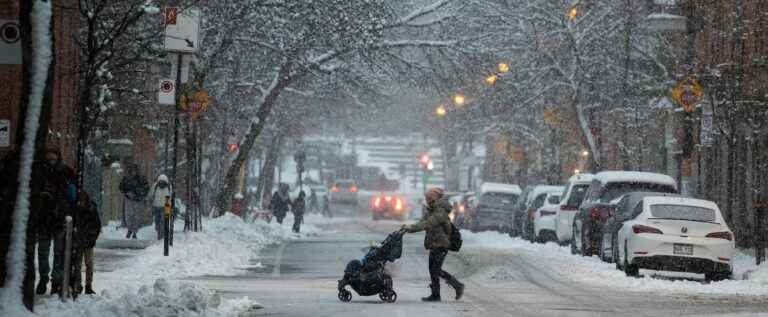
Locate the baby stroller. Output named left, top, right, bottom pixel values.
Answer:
left=338, top=229, right=405, bottom=303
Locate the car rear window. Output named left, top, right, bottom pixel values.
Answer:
left=566, top=184, right=589, bottom=207
left=600, top=182, right=677, bottom=203
left=481, top=192, right=518, bottom=207
left=650, top=204, right=716, bottom=222
left=335, top=182, right=354, bottom=188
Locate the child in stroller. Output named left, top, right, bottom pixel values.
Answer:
left=338, top=229, right=405, bottom=303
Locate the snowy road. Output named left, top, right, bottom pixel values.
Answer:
left=191, top=217, right=768, bottom=317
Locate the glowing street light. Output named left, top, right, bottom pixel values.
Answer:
left=581, top=150, right=590, bottom=157
left=426, top=160, right=434, bottom=171
left=435, top=105, right=447, bottom=117
left=498, top=62, right=510, bottom=73
left=574, top=169, right=581, bottom=175
left=485, top=74, right=498, bottom=86
left=453, top=94, right=465, bottom=107
left=568, top=5, right=579, bottom=21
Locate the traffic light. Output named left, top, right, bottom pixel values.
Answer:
left=419, top=153, right=430, bottom=168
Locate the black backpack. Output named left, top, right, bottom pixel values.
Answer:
left=447, top=223, right=462, bottom=252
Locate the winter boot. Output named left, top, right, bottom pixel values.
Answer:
left=421, top=284, right=441, bottom=302
left=50, top=281, right=61, bottom=295
left=85, top=285, right=95, bottom=295
left=125, top=231, right=132, bottom=239
left=36, top=280, right=48, bottom=295
left=131, top=232, right=138, bottom=239
left=447, top=276, right=465, bottom=300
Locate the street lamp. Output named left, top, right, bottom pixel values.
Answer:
left=453, top=94, right=465, bottom=107
left=435, top=105, right=447, bottom=117
left=568, top=6, right=579, bottom=21
left=485, top=74, right=498, bottom=86
left=581, top=150, right=590, bottom=157
left=498, top=63, right=510, bottom=73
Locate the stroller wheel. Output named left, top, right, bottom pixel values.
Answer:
left=338, top=289, right=352, bottom=302
left=379, top=291, right=397, bottom=303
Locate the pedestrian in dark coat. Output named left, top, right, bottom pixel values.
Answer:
left=119, top=164, right=149, bottom=239
left=71, top=192, right=101, bottom=295
left=292, top=191, right=306, bottom=233
left=321, top=195, right=332, bottom=218
left=403, top=187, right=464, bottom=302
left=270, top=183, right=291, bottom=224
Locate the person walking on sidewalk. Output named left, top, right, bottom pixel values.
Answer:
left=149, top=174, right=172, bottom=240
left=402, top=187, right=464, bottom=302
left=72, top=192, right=101, bottom=295
left=271, top=183, right=291, bottom=224
left=291, top=191, right=306, bottom=233
left=321, top=195, right=332, bottom=218
left=119, top=164, right=149, bottom=239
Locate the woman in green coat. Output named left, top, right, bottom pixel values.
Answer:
left=403, top=188, right=464, bottom=302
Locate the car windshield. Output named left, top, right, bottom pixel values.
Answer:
left=566, top=184, right=589, bottom=207
left=650, top=204, right=716, bottom=223
left=600, top=182, right=676, bottom=203
left=480, top=192, right=518, bottom=208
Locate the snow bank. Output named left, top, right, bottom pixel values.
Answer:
left=464, top=231, right=768, bottom=296
left=35, top=279, right=259, bottom=317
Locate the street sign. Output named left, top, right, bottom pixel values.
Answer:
left=164, top=7, right=178, bottom=26
left=164, top=8, right=200, bottom=53
left=0, top=19, right=22, bottom=65
left=158, top=79, right=175, bottom=105
left=672, top=77, right=704, bottom=112
left=0, top=119, right=10, bottom=147
left=700, top=111, right=714, bottom=146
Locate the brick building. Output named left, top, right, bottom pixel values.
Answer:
left=0, top=0, right=80, bottom=165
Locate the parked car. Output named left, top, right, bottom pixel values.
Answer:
left=370, top=193, right=408, bottom=220
left=329, top=179, right=359, bottom=207
left=519, top=185, right=564, bottom=241
left=555, top=173, right=594, bottom=244
left=572, top=171, right=678, bottom=256
left=531, top=192, right=561, bottom=243
left=467, top=182, right=521, bottom=233
left=605, top=193, right=734, bottom=281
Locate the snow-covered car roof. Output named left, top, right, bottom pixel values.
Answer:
left=480, top=182, right=522, bottom=195
left=527, top=185, right=564, bottom=199
left=594, top=171, right=676, bottom=188
left=568, top=173, right=595, bottom=184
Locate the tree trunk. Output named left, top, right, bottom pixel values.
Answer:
left=213, top=61, right=294, bottom=216
left=254, top=133, right=283, bottom=209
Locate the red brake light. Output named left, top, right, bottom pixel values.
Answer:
left=560, top=205, right=577, bottom=211
left=384, top=196, right=392, bottom=202
left=395, top=199, right=403, bottom=211
left=331, top=186, right=340, bottom=193
left=373, top=197, right=381, bottom=208
left=706, top=231, right=732, bottom=241
left=589, top=207, right=601, bottom=219
left=349, top=186, right=358, bottom=193
left=632, top=225, right=663, bottom=235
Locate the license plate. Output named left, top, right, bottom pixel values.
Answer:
left=673, top=243, right=693, bottom=255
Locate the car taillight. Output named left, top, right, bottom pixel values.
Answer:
left=632, top=225, right=663, bottom=234
left=373, top=197, right=381, bottom=208
left=589, top=207, right=601, bottom=219
left=331, top=186, right=340, bottom=193
left=349, top=186, right=358, bottom=193
left=384, top=196, right=392, bottom=202
left=560, top=205, right=577, bottom=211
left=706, top=231, right=732, bottom=241
left=395, top=199, right=403, bottom=211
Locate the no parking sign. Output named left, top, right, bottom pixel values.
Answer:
left=158, top=79, right=175, bottom=105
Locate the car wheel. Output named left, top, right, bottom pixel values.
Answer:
left=623, top=240, right=639, bottom=277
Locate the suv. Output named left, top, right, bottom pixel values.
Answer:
left=555, top=173, right=594, bottom=244
left=329, top=179, right=359, bottom=207
left=516, top=185, right=564, bottom=241
left=468, top=183, right=521, bottom=233
left=571, top=171, right=678, bottom=256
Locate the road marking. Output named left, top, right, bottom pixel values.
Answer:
left=271, top=242, right=287, bottom=278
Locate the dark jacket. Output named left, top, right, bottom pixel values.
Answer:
left=30, top=160, right=73, bottom=238
left=292, top=197, right=306, bottom=216
left=271, top=191, right=291, bottom=216
left=120, top=174, right=149, bottom=201
left=74, top=200, right=101, bottom=249
left=405, top=198, right=452, bottom=250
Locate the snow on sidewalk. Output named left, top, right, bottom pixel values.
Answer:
left=463, top=230, right=768, bottom=296
left=33, top=213, right=342, bottom=316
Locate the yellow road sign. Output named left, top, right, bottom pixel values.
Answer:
left=672, top=77, right=704, bottom=113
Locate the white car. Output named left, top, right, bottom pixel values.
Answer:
left=532, top=192, right=561, bottom=243
left=611, top=193, right=734, bottom=281
left=555, top=173, right=594, bottom=244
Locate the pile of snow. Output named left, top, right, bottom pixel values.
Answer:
left=464, top=231, right=768, bottom=296
left=35, top=279, right=259, bottom=317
